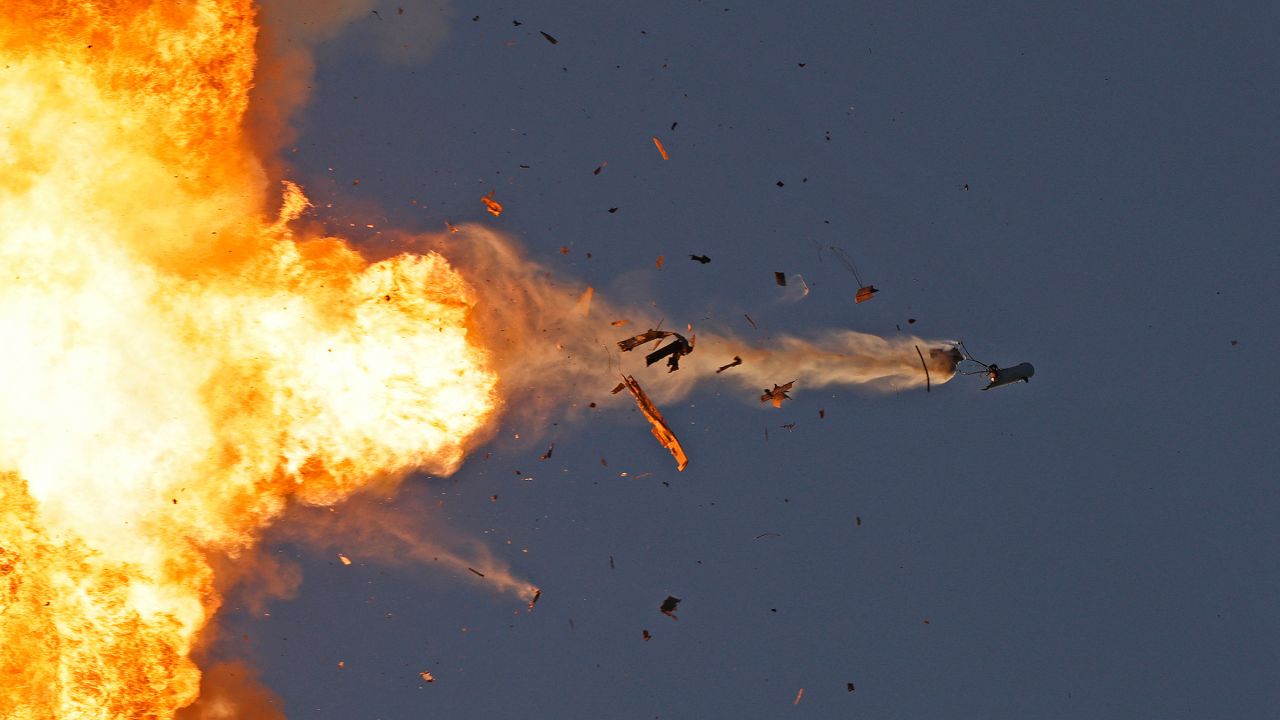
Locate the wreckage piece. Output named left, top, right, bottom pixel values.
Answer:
left=715, top=356, right=743, bottom=374
left=760, top=381, right=796, bottom=408
left=689, top=254, right=711, bottom=264
left=854, top=285, right=879, bottom=303
left=983, top=362, right=1035, bottom=390
left=660, top=595, right=681, bottom=619
left=621, top=375, right=689, bottom=471
left=480, top=189, right=503, bottom=217
left=616, top=328, right=694, bottom=372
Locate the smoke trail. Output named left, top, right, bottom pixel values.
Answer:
left=389, top=225, right=959, bottom=421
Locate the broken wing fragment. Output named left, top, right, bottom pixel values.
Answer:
left=760, top=381, right=796, bottom=408
left=617, top=329, right=694, bottom=372
left=621, top=375, right=689, bottom=471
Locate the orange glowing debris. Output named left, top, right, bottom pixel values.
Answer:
left=794, top=688, right=805, bottom=705
left=481, top=189, right=504, bottom=216
left=642, top=629, right=652, bottom=641
left=652, top=136, right=669, bottom=160
left=656, top=255, right=664, bottom=269
left=339, top=554, right=352, bottom=565
left=420, top=671, right=436, bottom=683
left=761, top=381, right=796, bottom=408
left=855, top=285, right=879, bottom=303
left=620, top=376, right=689, bottom=471
left=610, top=319, right=630, bottom=327
left=528, top=589, right=542, bottom=611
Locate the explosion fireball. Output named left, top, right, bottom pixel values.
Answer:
left=0, top=3, right=497, bottom=717
left=0, top=2, right=958, bottom=717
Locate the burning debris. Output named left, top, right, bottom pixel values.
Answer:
left=528, top=589, right=542, bottom=611
left=761, top=381, right=796, bottom=408
left=829, top=246, right=879, bottom=303
left=652, top=136, right=670, bottom=160
left=481, top=189, right=504, bottom=216
left=660, top=595, right=681, bottom=619
left=619, top=375, right=689, bottom=471
left=617, top=329, right=694, bottom=372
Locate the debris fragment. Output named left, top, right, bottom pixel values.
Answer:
left=915, top=345, right=931, bottom=392
left=659, top=595, right=681, bottom=619
left=774, top=271, right=787, bottom=286
left=847, top=682, right=856, bottom=693
left=610, top=319, right=630, bottom=327
left=652, top=136, right=669, bottom=160
left=540, top=443, right=555, bottom=460
left=528, top=589, right=541, bottom=611
left=540, top=31, right=558, bottom=44
left=608, top=207, right=619, bottom=213
left=856, top=515, right=861, bottom=526
left=481, top=189, right=503, bottom=216
left=715, top=356, right=743, bottom=374
left=620, top=375, right=688, bottom=471
left=743, top=314, right=757, bottom=329
left=642, top=629, right=651, bottom=641
left=338, top=554, right=352, bottom=565
left=420, top=671, right=435, bottom=683
left=794, top=688, right=804, bottom=705
left=760, top=381, right=796, bottom=408
left=689, top=254, right=711, bottom=264
left=781, top=422, right=796, bottom=430
left=610, top=382, right=626, bottom=395
left=819, top=408, right=825, bottom=419
left=467, top=567, right=485, bottom=578
left=593, top=162, right=606, bottom=175
left=617, top=329, right=694, bottom=372
left=656, top=255, right=664, bottom=269
left=829, top=246, right=878, bottom=303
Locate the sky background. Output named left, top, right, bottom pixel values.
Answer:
left=215, top=1, right=1278, bottom=717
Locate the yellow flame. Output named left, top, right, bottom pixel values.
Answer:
left=0, top=2, right=498, bottom=717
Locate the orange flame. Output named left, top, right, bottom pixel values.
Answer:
left=0, top=3, right=501, bottom=717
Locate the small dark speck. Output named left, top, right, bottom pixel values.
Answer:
left=512, top=19, right=522, bottom=26
left=776, top=181, right=784, bottom=187
left=472, top=15, right=479, bottom=21
left=797, top=63, right=806, bottom=68
left=671, top=121, right=678, bottom=130
left=608, top=207, right=619, bottom=213
left=519, top=164, right=530, bottom=169
left=907, top=318, right=916, bottom=324
left=855, top=516, right=861, bottom=526
left=540, top=31, right=558, bottom=44
left=1230, top=340, right=1238, bottom=346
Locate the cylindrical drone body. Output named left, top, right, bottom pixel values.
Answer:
left=984, top=362, right=1035, bottom=390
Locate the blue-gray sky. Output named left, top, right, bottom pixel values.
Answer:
left=219, top=2, right=1279, bottom=717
